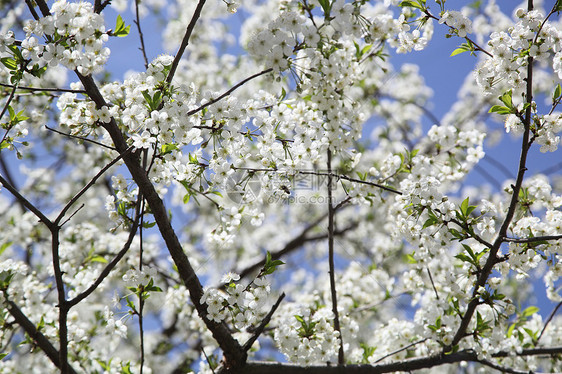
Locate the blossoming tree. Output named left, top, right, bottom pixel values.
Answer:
left=1, top=0, right=562, bottom=372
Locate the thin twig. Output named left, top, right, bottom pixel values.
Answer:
left=165, top=0, right=208, bottom=86
left=55, top=146, right=132, bottom=225
left=186, top=69, right=273, bottom=116
left=327, top=149, right=344, bottom=365
left=202, top=347, right=217, bottom=374
left=0, top=81, right=19, bottom=145
left=0, top=174, right=54, bottom=228
left=298, top=170, right=402, bottom=195
left=374, top=338, right=428, bottom=363
left=448, top=0, right=535, bottom=351
left=135, top=0, right=149, bottom=69
left=67, top=197, right=142, bottom=307
left=0, top=82, right=86, bottom=94
left=45, top=125, right=117, bottom=151
left=225, top=216, right=355, bottom=287
left=426, top=268, right=439, bottom=300
left=536, top=301, right=562, bottom=344
left=242, top=293, right=286, bottom=351
left=504, top=234, right=562, bottom=243
left=233, top=167, right=401, bottom=195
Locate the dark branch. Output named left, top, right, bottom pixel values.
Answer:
left=4, top=298, right=78, bottom=374
left=165, top=0, right=207, bottom=86
left=186, top=69, right=273, bottom=117
left=0, top=83, right=86, bottom=94
left=242, top=293, right=286, bottom=352
left=504, top=234, right=562, bottom=244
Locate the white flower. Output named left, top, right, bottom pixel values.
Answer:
left=132, top=130, right=156, bottom=149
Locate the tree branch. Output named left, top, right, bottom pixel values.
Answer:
left=242, top=293, right=286, bottom=352
left=0, top=82, right=86, bottom=94
left=327, top=149, right=344, bottom=365
left=241, top=347, right=562, bottom=374
left=228, top=209, right=355, bottom=287
left=186, top=69, right=273, bottom=117
left=3, top=298, right=78, bottom=374
left=74, top=71, right=246, bottom=369
left=67, top=196, right=142, bottom=308
left=55, top=146, right=132, bottom=225
left=45, top=125, right=117, bottom=151
left=448, top=0, right=535, bottom=350
left=536, top=301, right=562, bottom=344
left=134, top=0, right=149, bottom=69
left=0, top=174, right=54, bottom=229
left=504, top=234, right=562, bottom=244
left=165, top=0, right=207, bottom=86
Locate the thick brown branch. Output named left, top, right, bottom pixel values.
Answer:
left=241, top=347, right=562, bottom=374
left=504, top=234, right=562, bottom=243
left=4, top=298, right=78, bottom=374
left=75, top=72, right=246, bottom=368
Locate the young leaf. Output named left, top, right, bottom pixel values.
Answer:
left=499, top=90, right=513, bottom=109
left=113, top=15, right=131, bottom=37
left=489, top=105, right=512, bottom=115
left=1, top=57, right=17, bottom=71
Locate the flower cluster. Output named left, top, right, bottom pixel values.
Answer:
left=21, top=0, right=110, bottom=75
left=475, top=8, right=562, bottom=98
left=201, top=272, right=271, bottom=329
left=273, top=304, right=341, bottom=365
left=439, top=10, right=473, bottom=38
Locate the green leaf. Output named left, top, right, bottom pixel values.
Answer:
left=555, top=0, right=562, bottom=12
left=405, top=253, right=417, bottom=263
left=90, top=255, right=108, bottom=263
left=279, top=87, right=287, bottom=101
left=183, top=193, right=191, bottom=204
left=317, top=0, right=331, bottom=15
left=7, top=106, right=15, bottom=121
left=8, top=45, right=23, bottom=61
left=488, top=105, right=512, bottom=115
left=113, top=15, right=131, bottom=37
left=450, top=47, right=468, bottom=56
left=0, top=353, right=8, bottom=360
left=460, top=197, right=469, bottom=216
left=161, top=143, right=178, bottom=155
left=400, top=0, right=425, bottom=10
left=521, top=306, right=539, bottom=318
left=0, top=242, right=12, bottom=256
left=499, top=90, right=513, bottom=108
left=1, top=57, right=17, bottom=71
